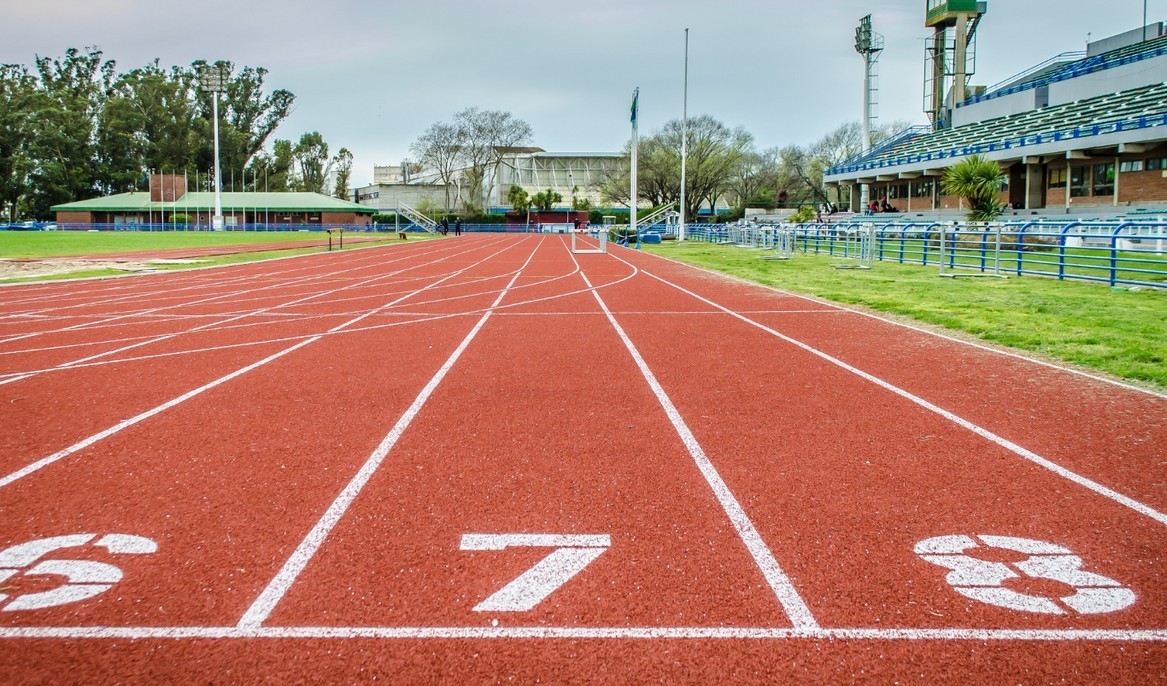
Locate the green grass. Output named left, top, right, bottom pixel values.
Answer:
left=644, top=241, right=1167, bottom=391
left=0, top=230, right=391, bottom=258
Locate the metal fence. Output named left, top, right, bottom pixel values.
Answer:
left=688, top=220, right=1167, bottom=288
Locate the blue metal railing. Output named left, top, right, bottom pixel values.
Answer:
left=686, top=219, right=1167, bottom=288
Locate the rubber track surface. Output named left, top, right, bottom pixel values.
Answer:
left=0, top=234, right=1163, bottom=683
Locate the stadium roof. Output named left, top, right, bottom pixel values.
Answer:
left=52, top=192, right=375, bottom=214
left=825, top=82, right=1167, bottom=181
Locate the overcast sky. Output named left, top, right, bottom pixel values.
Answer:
left=4, top=0, right=1164, bottom=187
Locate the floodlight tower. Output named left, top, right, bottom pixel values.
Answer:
left=854, top=15, right=884, bottom=213
left=199, top=64, right=227, bottom=230
left=924, top=0, right=987, bottom=128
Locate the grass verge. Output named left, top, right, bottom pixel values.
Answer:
left=0, top=230, right=420, bottom=258
left=643, top=241, right=1167, bottom=391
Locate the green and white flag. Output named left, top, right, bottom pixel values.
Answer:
left=630, top=88, right=639, bottom=131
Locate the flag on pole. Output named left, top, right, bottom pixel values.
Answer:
left=630, top=88, right=639, bottom=131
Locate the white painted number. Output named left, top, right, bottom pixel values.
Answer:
left=0, top=533, right=157, bottom=612
left=915, top=534, right=1135, bottom=615
left=460, top=533, right=610, bottom=612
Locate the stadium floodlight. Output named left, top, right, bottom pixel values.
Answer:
left=199, top=65, right=228, bottom=231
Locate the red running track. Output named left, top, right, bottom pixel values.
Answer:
left=0, top=234, right=1164, bottom=683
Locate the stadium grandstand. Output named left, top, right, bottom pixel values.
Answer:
left=825, top=11, right=1167, bottom=217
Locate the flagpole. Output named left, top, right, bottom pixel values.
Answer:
left=680, top=28, right=689, bottom=242
left=630, top=87, right=639, bottom=236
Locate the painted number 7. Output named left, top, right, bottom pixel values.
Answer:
left=460, top=533, right=610, bottom=612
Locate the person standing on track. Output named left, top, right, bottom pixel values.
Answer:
left=455, top=217, right=462, bottom=236
left=441, top=216, right=449, bottom=235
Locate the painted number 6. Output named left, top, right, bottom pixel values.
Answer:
left=915, top=534, right=1135, bottom=615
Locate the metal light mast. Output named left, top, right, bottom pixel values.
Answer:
left=855, top=15, right=884, bottom=213
left=199, top=64, right=227, bottom=231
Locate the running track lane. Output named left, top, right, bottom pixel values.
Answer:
left=245, top=236, right=798, bottom=630
left=0, top=236, right=530, bottom=631
left=0, top=238, right=503, bottom=472
left=0, top=234, right=1163, bottom=683
left=630, top=249, right=1167, bottom=508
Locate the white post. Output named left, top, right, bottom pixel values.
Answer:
left=212, top=90, right=224, bottom=231
left=680, top=28, right=689, bottom=241
left=630, top=87, right=639, bottom=235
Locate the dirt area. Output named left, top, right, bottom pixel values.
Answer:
left=0, top=258, right=205, bottom=280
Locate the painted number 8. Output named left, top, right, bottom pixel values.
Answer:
left=915, top=534, right=1135, bottom=615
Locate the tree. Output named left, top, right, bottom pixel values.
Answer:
left=190, top=60, right=295, bottom=174
left=291, top=131, right=331, bottom=194
left=0, top=64, right=38, bottom=221
left=507, top=184, right=530, bottom=212
left=942, top=155, right=1005, bottom=221
left=453, top=107, right=533, bottom=208
left=332, top=147, right=353, bottom=200
left=27, top=47, right=116, bottom=217
left=410, top=122, right=461, bottom=211
left=530, top=188, right=562, bottom=211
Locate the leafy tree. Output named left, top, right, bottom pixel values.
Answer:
left=291, top=131, right=331, bottom=193
left=942, top=155, right=1005, bottom=221
left=28, top=47, right=116, bottom=217
left=190, top=60, right=295, bottom=174
left=0, top=64, right=38, bottom=220
left=507, top=184, right=530, bottom=212
left=332, top=147, right=353, bottom=199
left=531, top=188, right=562, bottom=211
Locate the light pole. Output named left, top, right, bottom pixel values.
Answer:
left=200, top=64, right=227, bottom=231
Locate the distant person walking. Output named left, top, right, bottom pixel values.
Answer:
left=441, top=217, right=449, bottom=235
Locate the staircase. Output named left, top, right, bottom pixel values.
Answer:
left=398, top=204, right=439, bottom=234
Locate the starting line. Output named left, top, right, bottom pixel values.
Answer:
left=1, top=625, right=1165, bottom=642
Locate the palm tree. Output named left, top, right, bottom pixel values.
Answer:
left=942, top=155, right=1005, bottom=222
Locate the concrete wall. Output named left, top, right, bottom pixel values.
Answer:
left=1048, top=54, right=1167, bottom=106
left=953, top=88, right=1044, bottom=128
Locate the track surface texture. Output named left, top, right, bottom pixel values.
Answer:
left=0, top=234, right=1163, bottom=684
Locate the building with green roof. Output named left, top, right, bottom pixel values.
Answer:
left=52, top=175, right=375, bottom=228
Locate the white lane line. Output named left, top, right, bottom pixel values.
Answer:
left=639, top=249, right=1167, bottom=400
left=639, top=268, right=1167, bottom=528
left=0, top=237, right=508, bottom=386
left=0, top=233, right=451, bottom=335
left=237, top=237, right=545, bottom=628
left=566, top=242, right=818, bottom=630
left=0, top=238, right=528, bottom=489
left=0, top=625, right=1164, bottom=642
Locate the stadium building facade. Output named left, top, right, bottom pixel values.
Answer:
left=825, top=23, right=1167, bottom=214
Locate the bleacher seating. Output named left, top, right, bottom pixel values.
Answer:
left=829, top=81, right=1167, bottom=175
left=960, top=34, right=1167, bottom=107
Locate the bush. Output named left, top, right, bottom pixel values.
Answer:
left=789, top=205, right=816, bottom=223
left=171, top=213, right=191, bottom=226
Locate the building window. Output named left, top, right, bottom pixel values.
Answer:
left=1048, top=168, right=1067, bottom=189
left=1092, top=163, right=1115, bottom=196
left=1148, top=157, right=1167, bottom=171
left=1069, top=166, right=1090, bottom=197
left=912, top=180, right=934, bottom=197
left=1119, top=160, right=1144, bottom=173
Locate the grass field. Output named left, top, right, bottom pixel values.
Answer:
left=644, top=241, right=1167, bottom=391
left=0, top=230, right=396, bottom=258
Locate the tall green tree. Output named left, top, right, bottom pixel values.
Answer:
left=291, top=131, right=331, bottom=193
left=190, top=60, right=295, bottom=175
left=332, top=147, right=353, bottom=200
left=28, top=47, right=116, bottom=217
left=0, top=65, right=38, bottom=221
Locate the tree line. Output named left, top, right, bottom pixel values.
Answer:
left=596, top=116, right=913, bottom=220
left=0, top=48, right=353, bottom=221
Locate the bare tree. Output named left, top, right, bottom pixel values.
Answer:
left=409, top=122, right=461, bottom=211
left=453, top=107, right=533, bottom=210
